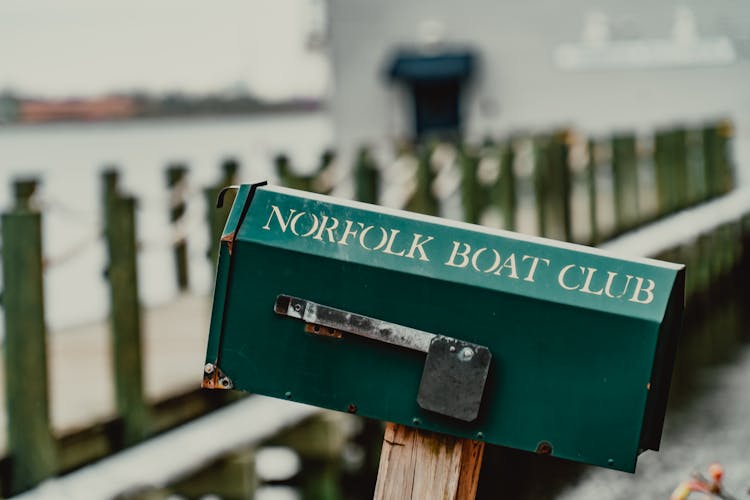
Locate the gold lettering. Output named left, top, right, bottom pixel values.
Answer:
left=604, top=272, right=633, bottom=298
left=312, top=215, right=339, bottom=242
left=558, top=264, right=581, bottom=290
left=521, top=255, right=550, bottom=282
left=288, top=211, right=312, bottom=236
left=445, top=241, right=471, bottom=268
left=579, top=266, right=604, bottom=295
left=262, top=205, right=296, bottom=232
left=405, top=233, right=434, bottom=261
left=382, top=229, right=407, bottom=256
left=493, top=253, right=519, bottom=279
left=337, top=220, right=359, bottom=246
left=629, top=277, right=656, bottom=304
left=359, top=226, right=388, bottom=251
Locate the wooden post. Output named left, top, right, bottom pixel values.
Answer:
left=220, top=157, right=240, bottom=186
left=537, top=132, right=572, bottom=241
left=2, top=180, right=58, bottom=494
left=354, top=145, right=379, bottom=204
left=103, top=185, right=150, bottom=446
left=653, top=130, right=671, bottom=215
left=165, top=163, right=189, bottom=292
left=407, top=143, right=438, bottom=216
left=497, top=140, right=516, bottom=231
left=702, top=120, right=734, bottom=199
left=533, top=136, right=549, bottom=237
left=586, top=140, right=599, bottom=246
left=374, top=423, right=484, bottom=500
left=611, top=134, right=639, bottom=233
left=459, top=144, right=481, bottom=224
left=671, top=128, right=689, bottom=211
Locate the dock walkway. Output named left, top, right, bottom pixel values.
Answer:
left=0, top=293, right=212, bottom=453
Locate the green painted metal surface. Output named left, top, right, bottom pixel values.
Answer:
left=204, top=183, right=685, bottom=473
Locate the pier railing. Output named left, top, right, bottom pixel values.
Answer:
left=0, top=118, right=743, bottom=497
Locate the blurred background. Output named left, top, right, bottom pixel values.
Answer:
left=0, top=0, right=749, bottom=498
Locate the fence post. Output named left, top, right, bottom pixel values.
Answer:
left=354, top=146, right=379, bottom=204
left=165, top=163, right=189, bottom=292
left=533, top=136, right=549, bottom=237
left=459, top=144, right=481, bottom=224
left=220, top=157, right=239, bottom=187
left=702, top=121, right=734, bottom=199
left=611, top=134, right=639, bottom=233
left=102, top=176, right=149, bottom=446
left=537, top=132, right=572, bottom=241
left=671, top=128, right=689, bottom=211
left=586, top=140, right=599, bottom=246
left=497, top=140, right=517, bottom=231
left=407, top=143, right=438, bottom=216
left=1, top=179, right=58, bottom=494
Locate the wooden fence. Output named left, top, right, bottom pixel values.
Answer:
left=0, top=118, right=741, bottom=497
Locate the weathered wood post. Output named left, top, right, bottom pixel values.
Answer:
left=407, top=143, right=438, bottom=216
left=671, top=128, right=689, bottom=211
left=354, top=145, right=379, bottom=204
left=102, top=173, right=149, bottom=446
left=537, top=131, right=572, bottom=241
left=2, top=178, right=58, bottom=494
left=702, top=120, right=734, bottom=199
left=653, top=130, right=672, bottom=215
left=165, top=163, right=190, bottom=291
left=586, top=140, right=599, bottom=246
left=374, top=423, right=484, bottom=500
left=496, top=140, right=517, bottom=231
left=459, top=144, right=481, bottom=224
left=533, top=135, right=550, bottom=237
left=611, top=134, right=639, bottom=233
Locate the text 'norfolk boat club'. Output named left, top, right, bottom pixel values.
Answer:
left=261, top=205, right=658, bottom=305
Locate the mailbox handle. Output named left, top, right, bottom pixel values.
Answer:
left=274, top=295, right=435, bottom=353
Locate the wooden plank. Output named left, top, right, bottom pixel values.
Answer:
left=2, top=200, right=58, bottom=494
left=374, top=422, right=484, bottom=500
left=105, top=193, right=150, bottom=445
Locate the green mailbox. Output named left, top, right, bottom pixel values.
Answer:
left=202, top=183, right=684, bottom=472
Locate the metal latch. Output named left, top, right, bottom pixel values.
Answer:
left=274, top=294, right=492, bottom=422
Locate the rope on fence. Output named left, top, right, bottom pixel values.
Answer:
left=43, top=230, right=104, bottom=269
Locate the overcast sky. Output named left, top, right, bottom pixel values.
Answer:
left=0, top=0, right=329, bottom=100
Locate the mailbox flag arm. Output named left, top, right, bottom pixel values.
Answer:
left=274, top=294, right=435, bottom=353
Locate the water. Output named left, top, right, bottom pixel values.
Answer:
left=0, top=113, right=332, bottom=332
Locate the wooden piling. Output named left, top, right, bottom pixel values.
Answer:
left=1, top=181, right=58, bottom=494
left=407, top=143, right=438, bottom=216
left=497, top=141, right=516, bottom=231
left=165, top=164, right=189, bottom=292
left=536, top=132, right=572, bottom=241
left=671, top=128, right=689, bottom=211
left=374, top=423, right=484, bottom=500
left=103, top=188, right=150, bottom=446
left=533, top=136, right=549, bottom=237
left=586, top=140, right=599, bottom=246
left=459, top=144, right=481, bottom=224
left=220, top=157, right=240, bottom=186
left=271, top=413, right=348, bottom=500
left=702, top=121, right=734, bottom=199
left=354, top=146, right=379, bottom=204
left=611, top=134, right=639, bottom=232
